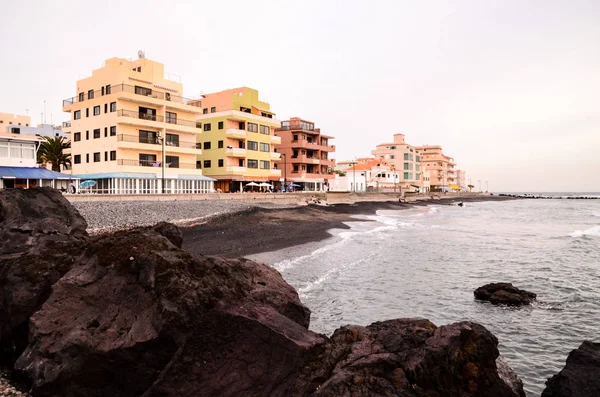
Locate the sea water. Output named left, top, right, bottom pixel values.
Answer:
left=272, top=196, right=600, bottom=397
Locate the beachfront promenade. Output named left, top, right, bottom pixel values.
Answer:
left=65, top=191, right=491, bottom=205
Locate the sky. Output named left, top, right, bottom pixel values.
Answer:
left=1, top=0, right=599, bottom=191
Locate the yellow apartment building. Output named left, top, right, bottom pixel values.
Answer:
left=416, top=145, right=457, bottom=192
left=62, top=55, right=214, bottom=194
left=371, top=134, right=422, bottom=191
left=190, top=87, right=282, bottom=192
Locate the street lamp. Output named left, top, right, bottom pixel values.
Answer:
left=157, top=132, right=165, bottom=194
left=485, top=180, right=488, bottom=193
left=281, top=153, right=287, bottom=192
left=477, top=180, right=481, bottom=193
left=352, top=161, right=356, bottom=192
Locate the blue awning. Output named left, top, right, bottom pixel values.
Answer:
left=73, top=172, right=216, bottom=182
left=0, top=166, right=77, bottom=180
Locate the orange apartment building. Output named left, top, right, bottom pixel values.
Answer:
left=274, top=117, right=335, bottom=191
left=416, top=145, right=457, bottom=191
left=371, top=133, right=422, bottom=191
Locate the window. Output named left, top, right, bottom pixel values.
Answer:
left=104, top=152, right=108, bottom=161
left=86, top=154, right=89, bottom=163
left=390, top=155, right=395, bottom=159
left=104, top=104, right=108, bottom=113
left=404, top=163, right=411, bottom=170
left=104, top=127, right=108, bottom=137
left=247, top=123, right=258, bottom=132
left=85, top=108, right=89, bottom=118
left=101, top=86, right=105, bottom=96
left=110, top=126, right=116, bottom=136
left=202, top=141, right=211, bottom=150
left=134, top=86, right=152, bottom=96
left=110, top=150, right=116, bottom=161
left=218, top=159, right=224, bottom=167
left=218, top=140, right=223, bottom=149
left=260, top=160, right=270, bottom=169
left=210, top=107, right=216, bottom=113
left=166, top=111, right=177, bottom=124
left=259, top=125, right=270, bottom=135
left=247, top=159, right=258, bottom=169
left=93, top=106, right=100, bottom=116
left=404, top=153, right=409, bottom=160
left=218, top=121, right=224, bottom=130
left=259, top=143, right=270, bottom=152
left=404, top=172, right=409, bottom=179
left=247, top=141, right=258, bottom=151
left=106, top=85, right=111, bottom=95
left=74, top=132, right=81, bottom=142
left=166, top=133, right=179, bottom=147
left=78, top=93, right=84, bottom=102
left=110, top=102, right=116, bottom=112
left=203, top=123, right=211, bottom=131
left=139, top=130, right=158, bottom=144
left=203, top=108, right=208, bottom=114
left=93, top=129, right=100, bottom=139
left=166, top=155, right=179, bottom=168
left=203, top=160, right=211, bottom=168
left=85, top=131, right=89, bottom=140
left=88, top=89, right=94, bottom=99
left=74, top=154, right=81, bottom=164
left=93, top=152, right=101, bottom=162
left=74, top=110, right=81, bottom=120
left=139, top=153, right=157, bottom=166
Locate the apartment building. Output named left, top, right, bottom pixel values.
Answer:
left=371, top=134, right=422, bottom=191
left=0, top=113, right=65, bottom=139
left=415, top=145, right=457, bottom=192
left=62, top=55, right=214, bottom=194
left=330, top=158, right=401, bottom=192
left=456, top=169, right=467, bottom=191
left=274, top=117, right=335, bottom=191
left=192, top=87, right=282, bottom=192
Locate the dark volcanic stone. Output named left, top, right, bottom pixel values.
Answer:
left=0, top=188, right=88, bottom=364
left=542, top=341, right=600, bottom=397
left=474, top=282, right=537, bottom=306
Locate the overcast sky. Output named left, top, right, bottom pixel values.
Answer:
left=1, top=0, right=599, bottom=191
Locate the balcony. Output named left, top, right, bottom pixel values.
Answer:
left=62, top=121, right=71, bottom=128
left=225, top=128, right=247, bottom=139
left=117, top=159, right=201, bottom=169
left=290, top=139, right=321, bottom=149
left=269, top=169, right=282, bottom=175
left=270, top=135, right=281, bottom=144
left=116, top=109, right=201, bottom=130
left=275, top=125, right=319, bottom=134
left=226, top=147, right=247, bottom=157
left=62, top=84, right=202, bottom=109
left=290, top=155, right=320, bottom=164
left=226, top=166, right=247, bottom=173
left=270, top=152, right=281, bottom=160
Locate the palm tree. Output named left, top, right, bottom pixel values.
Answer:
left=38, top=136, right=71, bottom=172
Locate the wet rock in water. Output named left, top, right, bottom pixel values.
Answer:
left=0, top=188, right=88, bottom=365
left=3, top=188, right=526, bottom=397
left=541, top=341, right=600, bottom=397
left=474, top=282, right=537, bottom=306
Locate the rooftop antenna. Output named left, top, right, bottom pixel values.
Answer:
left=138, top=50, right=145, bottom=59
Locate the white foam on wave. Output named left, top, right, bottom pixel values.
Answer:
left=273, top=238, right=348, bottom=272
left=427, top=206, right=441, bottom=214
left=593, top=212, right=600, bottom=218
left=569, top=225, right=600, bottom=238
left=298, top=255, right=372, bottom=296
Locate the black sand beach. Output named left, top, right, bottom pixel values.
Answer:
left=182, top=196, right=514, bottom=259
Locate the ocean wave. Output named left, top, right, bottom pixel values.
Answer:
left=427, top=206, right=440, bottom=214
left=298, top=256, right=372, bottom=296
left=569, top=225, right=600, bottom=238
left=273, top=238, right=348, bottom=272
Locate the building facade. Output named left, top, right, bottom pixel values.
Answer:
left=330, top=159, right=402, bottom=192
left=62, top=56, right=214, bottom=194
left=274, top=117, right=335, bottom=191
left=371, top=134, right=422, bottom=191
left=1, top=113, right=65, bottom=139
left=456, top=169, right=467, bottom=191
left=416, top=145, right=457, bottom=192
left=192, top=87, right=282, bottom=193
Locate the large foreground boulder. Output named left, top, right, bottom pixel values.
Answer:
left=541, top=341, right=600, bottom=397
left=0, top=188, right=88, bottom=364
left=474, top=282, right=537, bottom=306
left=2, top=188, right=526, bottom=396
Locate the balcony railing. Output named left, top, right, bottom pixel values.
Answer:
left=117, top=109, right=201, bottom=128
left=63, top=84, right=202, bottom=108
left=118, top=159, right=201, bottom=169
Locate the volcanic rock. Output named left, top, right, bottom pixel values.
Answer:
left=541, top=341, right=600, bottom=397
left=0, top=188, right=88, bottom=364
left=474, top=282, right=537, bottom=306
